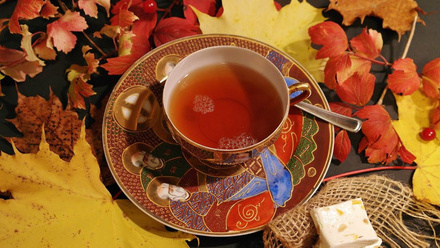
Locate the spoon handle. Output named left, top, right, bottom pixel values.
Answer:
left=294, top=101, right=362, bottom=133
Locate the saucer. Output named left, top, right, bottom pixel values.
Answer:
left=102, top=34, right=334, bottom=237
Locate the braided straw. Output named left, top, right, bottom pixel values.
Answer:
left=263, top=175, right=440, bottom=248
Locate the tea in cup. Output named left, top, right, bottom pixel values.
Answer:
left=162, top=46, right=310, bottom=165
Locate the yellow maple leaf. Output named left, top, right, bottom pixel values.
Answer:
left=192, top=0, right=326, bottom=82
left=392, top=89, right=440, bottom=206
left=0, top=125, right=195, bottom=247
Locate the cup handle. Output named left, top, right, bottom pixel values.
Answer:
left=285, top=77, right=311, bottom=105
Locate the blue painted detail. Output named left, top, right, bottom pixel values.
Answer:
left=261, top=149, right=293, bottom=207
left=284, top=77, right=302, bottom=99
left=227, top=176, right=269, bottom=202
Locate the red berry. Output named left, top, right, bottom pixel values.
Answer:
left=143, top=0, right=157, bottom=14
left=420, top=127, right=436, bottom=141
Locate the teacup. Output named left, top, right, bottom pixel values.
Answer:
left=162, top=46, right=310, bottom=165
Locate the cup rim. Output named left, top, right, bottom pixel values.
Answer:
left=163, top=45, right=291, bottom=153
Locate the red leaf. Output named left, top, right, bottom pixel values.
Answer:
left=350, top=28, right=383, bottom=59
left=9, top=0, right=44, bottom=34
left=184, top=0, right=217, bottom=24
left=421, top=57, right=440, bottom=99
left=308, top=21, right=348, bottom=59
left=153, top=17, right=201, bottom=47
left=324, top=54, right=352, bottom=89
left=47, top=11, right=88, bottom=53
left=101, top=16, right=155, bottom=75
left=398, top=145, right=416, bottom=164
left=334, top=130, right=351, bottom=162
left=336, top=72, right=375, bottom=106
left=355, top=105, right=412, bottom=164
left=387, top=58, right=420, bottom=95
left=329, top=102, right=353, bottom=117
left=110, top=8, right=139, bottom=28
left=356, top=105, right=391, bottom=143
left=101, top=53, right=137, bottom=75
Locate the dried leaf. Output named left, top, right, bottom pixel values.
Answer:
left=85, top=96, right=113, bottom=185
left=393, top=89, right=440, bottom=205
left=0, top=126, right=196, bottom=246
left=46, top=10, right=88, bottom=53
left=20, top=24, right=45, bottom=66
left=8, top=90, right=82, bottom=161
left=328, top=0, right=422, bottom=38
left=193, top=0, right=326, bottom=82
left=387, top=58, right=421, bottom=95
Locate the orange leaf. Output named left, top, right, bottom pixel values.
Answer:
left=34, top=35, right=57, bottom=60
left=387, top=58, right=420, bottom=95
left=8, top=90, right=83, bottom=161
left=328, top=0, right=423, bottom=38
left=68, top=76, right=96, bottom=109
left=46, top=10, right=88, bottom=53
left=8, top=0, right=44, bottom=34
left=308, top=21, right=348, bottom=59
left=334, top=130, right=351, bottom=163
left=336, top=72, right=375, bottom=106
left=421, top=58, right=440, bottom=99
left=350, top=28, right=383, bottom=60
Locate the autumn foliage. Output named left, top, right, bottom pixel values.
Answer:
left=308, top=20, right=440, bottom=165
left=0, top=0, right=218, bottom=109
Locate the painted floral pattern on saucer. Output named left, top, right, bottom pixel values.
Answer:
left=103, top=34, right=334, bottom=236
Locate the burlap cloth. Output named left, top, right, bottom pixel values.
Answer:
left=263, top=175, right=440, bottom=248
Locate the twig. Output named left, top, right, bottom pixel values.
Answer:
left=376, top=85, right=388, bottom=106
left=81, top=31, right=107, bottom=56
left=401, top=14, right=419, bottom=59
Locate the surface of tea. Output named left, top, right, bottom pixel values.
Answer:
left=168, top=63, right=284, bottom=149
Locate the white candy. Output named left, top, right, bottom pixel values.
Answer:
left=311, top=198, right=382, bottom=248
